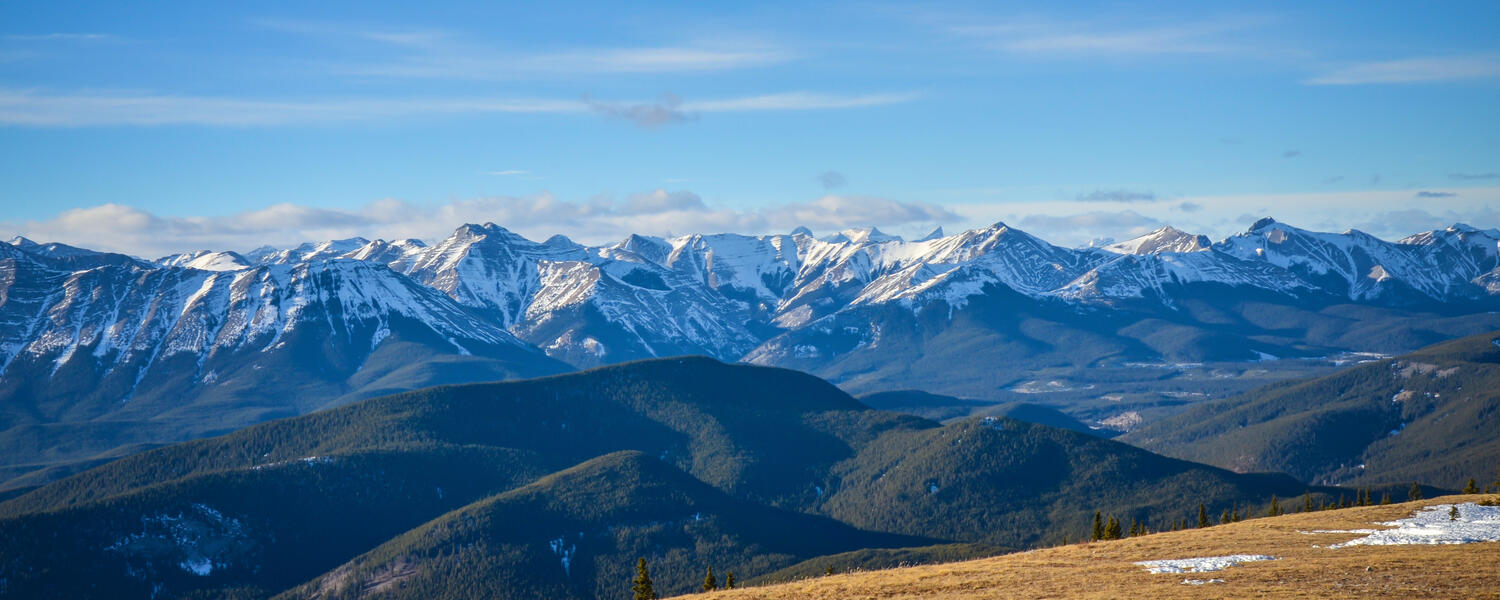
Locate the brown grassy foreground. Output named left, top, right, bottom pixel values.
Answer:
left=673, top=496, right=1500, bottom=599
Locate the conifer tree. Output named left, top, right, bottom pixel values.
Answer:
left=1450, top=505, right=1460, bottom=521
left=1198, top=504, right=1209, bottom=528
left=1303, top=492, right=1314, bottom=513
left=1463, top=478, right=1479, bottom=494
left=1380, top=492, right=1391, bottom=505
left=1267, top=495, right=1281, bottom=517
left=1092, top=511, right=1104, bottom=541
left=1105, top=515, right=1122, bottom=540
left=633, top=558, right=657, bottom=600
left=726, top=573, right=736, bottom=589
left=1220, top=509, right=1231, bottom=525
left=1409, top=482, right=1423, bottom=501
left=825, top=565, right=834, bottom=576
left=703, top=566, right=718, bottom=592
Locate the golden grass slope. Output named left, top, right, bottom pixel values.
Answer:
left=674, top=496, right=1500, bottom=599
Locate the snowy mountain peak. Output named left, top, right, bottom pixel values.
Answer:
left=158, top=250, right=252, bottom=271
left=790, top=226, right=815, bottom=237
left=825, top=227, right=901, bottom=244
left=915, top=227, right=946, bottom=242
left=1248, top=217, right=1279, bottom=231
left=1105, top=226, right=1211, bottom=255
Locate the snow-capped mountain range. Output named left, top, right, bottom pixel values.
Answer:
left=5, top=218, right=1500, bottom=386
left=4, top=218, right=1500, bottom=488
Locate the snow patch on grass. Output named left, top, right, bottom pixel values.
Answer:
left=1329, top=503, right=1500, bottom=548
left=1135, top=554, right=1277, bottom=574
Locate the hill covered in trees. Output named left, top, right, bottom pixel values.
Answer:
left=0, top=358, right=1354, bottom=599
left=1123, top=330, right=1500, bottom=488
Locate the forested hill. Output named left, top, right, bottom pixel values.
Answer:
left=0, top=357, right=1350, bottom=599
left=1123, top=330, right=1500, bottom=488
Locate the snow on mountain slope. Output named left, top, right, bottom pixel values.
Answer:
left=839, top=223, right=1107, bottom=310
left=1218, top=219, right=1499, bottom=301
left=0, top=259, right=535, bottom=393
left=157, top=250, right=252, bottom=271
left=1105, top=226, right=1212, bottom=255
left=394, top=223, right=590, bottom=327
left=1054, top=250, right=1315, bottom=303
left=515, top=256, right=761, bottom=366
left=346, top=238, right=428, bottom=270
left=662, top=233, right=802, bottom=312
left=254, top=238, right=371, bottom=265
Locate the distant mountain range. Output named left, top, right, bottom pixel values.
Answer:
left=3, top=219, right=1500, bottom=488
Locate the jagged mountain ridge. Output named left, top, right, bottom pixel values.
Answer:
left=7, top=218, right=1500, bottom=381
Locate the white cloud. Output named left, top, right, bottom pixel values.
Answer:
left=1307, top=54, right=1500, bottom=85
left=2, top=192, right=959, bottom=258
left=0, top=88, right=918, bottom=127
left=950, top=16, right=1272, bottom=57
left=253, top=18, right=794, bottom=79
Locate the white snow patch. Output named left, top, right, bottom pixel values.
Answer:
left=1181, top=578, right=1224, bottom=585
left=1329, top=503, right=1500, bottom=548
left=1135, top=554, right=1277, bottom=574
left=180, top=557, right=214, bottom=576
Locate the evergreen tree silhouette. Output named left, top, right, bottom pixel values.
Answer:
left=726, top=572, right=735, bottom=589
left=1463, top=478, right=1479, bottom=494
left=1198, top=504, right=1209, bottom=528
left=1409, top=482, right=1423, bottom=502
left=703, top=566, right=718, bottom=592
left=1092, top=511, right=1104, bottom=541
left=633, top=558, right=657, bottom=600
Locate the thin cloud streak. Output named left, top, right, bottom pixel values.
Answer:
left=0, top=89, right=919, bottom=127
left=950, top=16, right=1273, bottom=57
left=253, top=18, right=795, bottom=79
left=1307, top=54, right=1500, bottom=84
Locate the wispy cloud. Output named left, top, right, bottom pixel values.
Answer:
left=254, top=18, right=793, bottom=80
left=1415, top=190, right=1458, bottom=198
left=0, top=88, right=917, bottom=127
left=1282, top=150, right=1300, bottom=158
left=1076, top=189, right=1157, bottom=203
left=951, top=16, right=1271, bottom=57
left=1307, top=54, right=1500, bottom=85
left=1322, top=175, right=1345, bottom=184
left=2, top=33, right=116, bottom=42
left=1450, top=172, right=1499, bottom=180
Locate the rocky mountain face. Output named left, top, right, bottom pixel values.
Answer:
left=3, top=220, right=1499, bottom=488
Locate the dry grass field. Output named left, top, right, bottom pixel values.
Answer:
left=673, top=495, right=1500, bottom=599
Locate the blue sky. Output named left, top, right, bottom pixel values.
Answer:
left=2, top=0, right=1498, bottom=256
